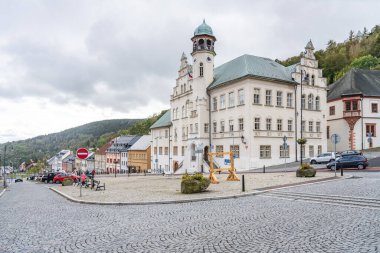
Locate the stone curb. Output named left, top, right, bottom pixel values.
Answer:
left=0, top=188, right=6, bottom=198
left=49, top=175, right=349, bottom=206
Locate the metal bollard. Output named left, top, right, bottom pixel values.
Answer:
left=242, top=175, right=245, bottom=192
left=341, top=167, right=344, bottom=176
left=263, top=165, right=266, bottom=173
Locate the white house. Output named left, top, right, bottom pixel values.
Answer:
left=151, top=20, right=327, bottom=174
left=47, top=150, right=71, bottom=172
left=327, top=69, right=380, bottom=151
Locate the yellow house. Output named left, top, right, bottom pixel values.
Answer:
left=127, top=135, right=151, bottom=173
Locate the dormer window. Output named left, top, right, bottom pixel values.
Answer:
left=200, top=62, right=204, bottom=77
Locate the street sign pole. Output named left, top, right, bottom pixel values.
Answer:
left=331, top=134, right=340, bottom=177
left=334, top=140, right=337, bottom=177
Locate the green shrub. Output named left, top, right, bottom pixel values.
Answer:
left=62, top=178, right=74, bottom=186
left=297, top=138, right=307, bottom=145
left=299, top=163, right=314, bottom=170
left=296, top=163, right=316, bottom=177
left=181, top=173, right=210, bottom=194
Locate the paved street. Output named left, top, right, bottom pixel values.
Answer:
left=1, top=173, right=380, bottom=253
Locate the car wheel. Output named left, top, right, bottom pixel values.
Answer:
left=330, top=165, right=335, bottom=171
left=357, top=164, right=364, bottom=170
left=310, top=160, right=316, bottom=164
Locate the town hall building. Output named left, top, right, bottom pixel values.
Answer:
left=150, top=20, right=327, bottom=174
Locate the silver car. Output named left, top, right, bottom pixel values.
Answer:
left=310, top=152, right=336, bottom=164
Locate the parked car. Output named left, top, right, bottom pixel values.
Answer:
left=15, top=178, right=23, bottom=183
left=41, top=172, right=58, bottom=183
left=27, top=175, right=36, bottom=180
left=340, top=150, right=362, bottom=157
left=310, top=152, right=337, bottom=164
left=53, top=173, right=79, bottom=184
left=326, top=155, right=368, bottom=170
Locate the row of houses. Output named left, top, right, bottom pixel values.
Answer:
left=47, top=135, right=151, bottom=174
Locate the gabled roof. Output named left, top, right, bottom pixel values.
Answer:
left=129, top=135, right=151, bottom=151
left=107, top=135, right=141, bottom=152
left=96, top=142, right=112, bottom=155
left=150, top=110, right=171, bottom=129
left=327, top=69, right=380, bottom=101
left=208, top=54, right=296, bottom=90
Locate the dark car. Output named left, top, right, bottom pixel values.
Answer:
left=27, top=175, right=36, bottom=180
left=41, top=172, right=58, bottom=183
left=340, top=150, right=362, bottom=157
left=15, top=178, right=23, bottom=183
left=327, top=155, right=368, bottom=170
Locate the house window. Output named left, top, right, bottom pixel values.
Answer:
left=301, top=94, right=306, bottom=109
left=159, top=147, right=163, bottom=155
left=327, top=126, right=330, bottom=139
left=181, top=146, right=185, bottom=156
left=277, top=119, right=282, bottom=131
left=154, top=147, right=157, bottom=155
left=345, top=101, right=351, bottom=111
left=301, top=121, right=306, bottom=132
left=315, top=96, right=320, bottom=110
left=173, top=146, right=178, bottom=156
left=164, top=147, right=168, bottom=155
left=287, top=93, right=293, bottom=107
left=228, top=92, right=235, bottom=107
left=254, top=118, right=260, bottom=130
left=265, top=90, right=272, bottom=105
left=229, top=120, right=234, bottom=132
left=316, top=121, right=321, bottom=132
left=372, top=103, right=378, bottom=113
left=220, top=94, right=226, bottom=109
left=311, top=75, right=315, bottom=86
left=276, top=91, right=282, bottom=106
left=366, top=124, right=376, bottom=137
left=318, top=145, right=322, bottom=155
left=308, top=94, right=313, bottom=110
left=260, top=145, right=271, bottom=159
left=253, top=88, right=260, bottom=104
left=238, top=118, right=244, bottom=131
left=288, top=120, right=293, bottom=131
left=266, top=118, right=272, bottom=131
left=200, top=62, right=204, bottom=77
left=212, top=97, right=218, bottom=111
left=216, top=145, right=224, bottom=157
left=220, top=121, right=225, bottom=132
left=238, top=89, right=245, bottom=105
left=213, top=122, right=217, bottom=133
left=204, top=123, right=209, bottom=133
left=230, top=145, right=240, bottom=158
left=309, top=145, right=314, bottom=157
left=309, top=121, right=313, bottom=132
left=329, top=106, right=335, bottom=115
left=280, top=145, right=289, bottom=158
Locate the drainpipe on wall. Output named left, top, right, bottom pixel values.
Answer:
left=206, top=89, right=212, bottom=150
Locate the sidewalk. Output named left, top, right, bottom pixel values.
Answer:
left=50, top=172, right=340, bottom=205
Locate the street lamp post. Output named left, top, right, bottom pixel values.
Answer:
left=300, top=69, right=308, bottom=167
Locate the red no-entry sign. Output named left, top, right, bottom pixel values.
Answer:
left=76, top=148, right=89, bottom=159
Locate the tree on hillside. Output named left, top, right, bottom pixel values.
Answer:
left=335, top=55, right=380, bottom=80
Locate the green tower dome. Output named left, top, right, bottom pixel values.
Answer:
left=194, top=19, right=214, bottom=36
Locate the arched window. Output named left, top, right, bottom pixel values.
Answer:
left=200, top=62, right=204, bottom=77
left=315, top=96, right=320, bottom=110
left=207, top=39, right=211, bottom=50
left=199, top=39, right=204, bottom=50
left=301, top=94, right=306, bottom=109
left=306, top=74, right=310, bottom=85
left=308, top=94, right=314, bottom=110
left=311, top=75, right=315, bottom=86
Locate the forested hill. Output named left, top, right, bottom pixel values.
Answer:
left=277, top=25, right=380, bottom=84
left=1, top=118, right=141, bottom=166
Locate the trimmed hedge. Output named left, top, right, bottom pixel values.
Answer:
left=181, top=173, right=210, bottom=194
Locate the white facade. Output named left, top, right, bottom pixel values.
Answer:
left=47, top=150, right=71, bottom=172
left=151, top=21, right=327, bottom=173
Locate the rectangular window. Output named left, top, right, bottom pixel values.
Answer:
left=265, top=90, right=272, bottom=105
left=276, top=91, right=282, bottom=106
left=260, top=145, right=271, bottom=159
left=345, top=101, right=351, bottom=111
left=164, top=147, right=168, bottom=155
left=287, top=93, right=293, bottom=107
left=372, top=103, right=378, bottom=113
left=254, top=118, right=260, bottom=130
left=280, top=145, right=289, bottom=158
left=159, top=147, right=163, bottom=155
left=309, top=145, right=314, bottom=158
left=277, top=119, right=282, bottom=131
left=316, top=122, right=321, bottom=132
left=352, top=101, right=358, bottom=110
left=204, top=123, right=209, bottom=133
left=309, top=121, right=313, bottom=132
left=302, top=121, right=306, bottom=132
left=238, top=118, right=244, bottom=131
left=266, top=118, right=272, bottom=131
left=181, top=146, right=185, bottom=156
left=220, top=121, right=225, bottom=132
left=195, top=123, right=198, bottom=133
left=318, top=145, right=322, bottom=155
left=220, top=94, right=226, bottom=109
left=229, top=120, right=234, bottom=132
left=288, top=120, right=293, bottom=132
left=253, top=88, right=260, bottom=104
left=228, top=92, right=235, bottom=107
left=173, top=146, right=178, bottom=156
left=213, top=122, right=217, bottom=133
left=154, top=147, right=157, bottom=155
left=212, top=97, right=218, bottom=111
left=230, top=145, right=240, bottom=158
left=238, top=89, right=245, bottom=105
left=366, top=124, right=376, bottom=137
left=216, top=145, right=224, bottom=157
left=327, top=126, right=330, bottom=139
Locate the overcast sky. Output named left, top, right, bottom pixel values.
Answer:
left=0, top=0, right=379, bottom=143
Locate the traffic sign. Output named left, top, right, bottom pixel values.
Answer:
left=76, top=148, right=89, bottom=159
left=283, top=136, right=287, bottom=142
left=224, top=159, right=231, bottom=165
left=331, top=134, right=341, bottom=144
